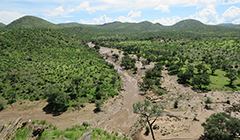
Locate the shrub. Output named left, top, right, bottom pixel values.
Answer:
left=0, top=99, right=6, bottom=111
left=174, top=100, right=178, bottom=109
left=144, top=126, right=150, bottom=136
left=202, top=112, right=240, bottom=139
left=205, top=97, right=212, bottom=104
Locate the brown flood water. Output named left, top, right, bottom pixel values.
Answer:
left=97, top=45, right=143, bottom=135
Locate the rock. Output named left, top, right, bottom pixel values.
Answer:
left=79, top=130, right=92, bottom=140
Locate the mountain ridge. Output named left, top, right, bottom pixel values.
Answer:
left=2, top=15, right=240, bottom=33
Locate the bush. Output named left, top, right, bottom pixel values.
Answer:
left=95, top=100, right=103, bottom=112
left=0, top=99, right=6, bottom=111
left=174, top=100, right=178, bottom=109
left=205, top=97, right=212, bottom=104
left=202, top=112, right=240, bottom=139
left=46, top=89, right=70, bottom=112
left=144, top=126, right=150, bottom=136
left=7, top=98, right=17, bottom=104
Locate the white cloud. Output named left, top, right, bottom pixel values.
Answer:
left=128, top=11, right=141, bottom=18
left=154, top=5, right=170, bottom=13
left=92, top=15, right=112, bottom=23
left=76, top=1, right=109, bottom=13
left=223, top=0, right=240, bottom=4
left=152, top=16, right=181, bottom=25
left=97, top=0, right=229, bottom=10
left=46, top=6, right=72, bottom=18
left=77, top=1, right=89, bottom=11
left=187, top=5, right=220, bottom=24
left=232, top=18, right=240, bottom=24
left=0, top=11, right=24, bottom=24
left=98, top=0, right=128, bottom=5
left=222, top=6, right=240, bottom=22
left=79, top=19, right=91, bottom=24
left=115, top=16, right=135, bottom=22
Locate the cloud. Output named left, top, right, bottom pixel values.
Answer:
left=0, top=11, right=24, bottom=24
left=223, top=0, right=240, bottom=4
left=46, top=6, right=71, bottom=17
left=76, top=1, right=109, bottom=13
left=97, top=0, right=231, bottom=10
left=79, top=15, right=112, bottom=24
left=115, top=16, right=135, bottom=22
left=152, top=16, right=181, bottom=25
left=232, top=18, right=240, bottom=24
left=97, top=0, right=128, bottom=5
left=222, top=6, right=240, bottom=22
left=79, top=19, right=91, bottom=24
left=128, top=11, right=141, bottom=18
left=154, top=5, right=170, bottom=13
left=92, top=15, right=112, bottom=23
left=187, top=5, right=220, bottom=24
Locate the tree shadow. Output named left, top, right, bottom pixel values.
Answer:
left=42, top=104, right=67, bottom=116
left=211, top=73, right=218, bottom=76
left=93, top=108, right=101, bottom=113
left=224, top=84, right=237, bottom=89
left=236, top=84, right=240, bottom=87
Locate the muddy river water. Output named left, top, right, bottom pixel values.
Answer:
left=93, top=44, right=143, bottom=135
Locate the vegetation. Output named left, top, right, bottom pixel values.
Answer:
left=12, top=121, right=130, bottom=140
left=202, top=112, right=240, bottom=140
left=0, top=23, right=5, bottom=29
left=133, top=100, right=164, bottom=140
left=120, top=55, right=136, bottom=70
left=0, top=28, right=120, bottom=111
left=100, top=36, right=240, bottom=91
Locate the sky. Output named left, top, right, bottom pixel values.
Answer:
left=1, top=0, right=240, bottom=25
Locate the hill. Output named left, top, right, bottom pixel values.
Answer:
left=0, top=23, right=5, bottom=28
left=98, top=21, right=163, bottom=31
left=5, top=15, right=58, bottom=29
left=0, top=28, right=120, bottom=110
left=217, top=23, right=240, bottom=29
left=2, top=15, right=240, bottom=37
left=58, top=22, right=93, bottom=28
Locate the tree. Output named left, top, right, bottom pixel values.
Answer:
left=133, top=66, right=138, bottom=74
left=133, top=100, right=164, bottom=140
left=192, top=73, right=211, bottom=89
left=195, top=63, right=209, bottom=74
left=225, top=71, right=237, bottom=86
left=137, top=53, right=141, bottom=61
left=177, top=65, right=194, bottom=83
left=202, top=112, right=240, bottom=140
left=120, top=55, right=136, bottom=69
left=112, top=53, right=119, bottom=62
left=210, top=62, right=218, bottom=75
left=95, top=100, right=103, bottom=112
left=141, top=60, right=148, bottom=69
left=46, top=89, right=70, bottom=112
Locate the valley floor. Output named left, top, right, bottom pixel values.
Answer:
left=0, top=43, right=240, bottom=140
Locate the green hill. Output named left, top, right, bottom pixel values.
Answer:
left=0, top=23, right=5, bottom=28
left=5, top=15, right=58, bottom=29
left=0, top=28, right=120, bottom=108
left=58, top=22, right=93, bottom=28
left=217, top=23, right=240, bottom=29
left=98, top=21, right=163, bottom=31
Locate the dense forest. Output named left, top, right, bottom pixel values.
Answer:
left=0, top=28, right=120, bottom=111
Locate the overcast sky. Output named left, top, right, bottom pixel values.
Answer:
left=1, top=0, right=240, bottom=25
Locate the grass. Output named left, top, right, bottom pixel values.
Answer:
left=11, top=120, right=130, bottom=140
left=209, top=69, right=240, bottom=91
